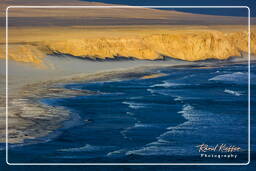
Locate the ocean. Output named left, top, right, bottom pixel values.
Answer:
left=83, top=0, right=255, bottom=17
left=2, top=62, right=255, bottom=168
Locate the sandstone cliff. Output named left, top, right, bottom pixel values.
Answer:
left=1, top=29, right=255, bottom=64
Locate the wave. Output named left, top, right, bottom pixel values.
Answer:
left=209, top=72, right=248, bottom=84
left=174, top=96, right=184, bottom=101
left=126, top=112, right=134, bottom=116
left=120, top=122, right=157, bottom=139
left=165, top=104, right=195, bottom=131
left=147, top=88, right=156, bottom=94
left=106, top=149, right=127, bottom=157
left=58, top=144, right=115, bottom=152
left=177, top=104, right=194, bottom=116
left=146, top=139, right=171, bottom=146
left=224, top=89, right=243, bottom=96
left=127, top=104, right=201, bottom=155
left=147, top=89, right=172, bottom=96
left=122, top=101, right=146, bottom=109
left=125, top=104, right=195, bottom=156
left=126, top=146, right=179, bottom=156
left=150, top=81, right=186, bottom=88
left=147, top=89, right=187, bottom=102
left=30, top=108, right=84, bottom=144
left=134, top=123, right=159, bottom=128
left=128, top=96, right=143, bottom=100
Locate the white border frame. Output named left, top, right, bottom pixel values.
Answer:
left=5, top=6, right=251, bottom=166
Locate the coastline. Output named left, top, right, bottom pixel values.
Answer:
left=0, top=58, right=192, bottom=144
left=0, top=56, right=253, bottom=144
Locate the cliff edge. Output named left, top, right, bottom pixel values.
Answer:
left=1, top=29, right=255, bottom=64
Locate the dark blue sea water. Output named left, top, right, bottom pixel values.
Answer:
left=1, top=63, right=256, bottom=170
left=83, top=0, right=256, bottom=17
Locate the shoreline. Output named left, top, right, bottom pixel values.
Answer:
left=1, top=60, right=190, bottom=144
left=0, top=58, right=254, bottom=144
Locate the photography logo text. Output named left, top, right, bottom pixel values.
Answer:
left=195, top=144, right=242, bottom=159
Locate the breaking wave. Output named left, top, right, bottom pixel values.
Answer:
left=125, top=104, right=196, bottom=156
left=209, top=72, right=248, bottom=84
left=224, top=89, right=243, bottom=96
left=122, top=101, right=146, bottom=109
left=58, top=144, right=114, bottom=152
left=150, top=81, right=186, bottom=88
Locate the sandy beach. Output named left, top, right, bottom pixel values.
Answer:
left=0, top=54, right=199, bottom=143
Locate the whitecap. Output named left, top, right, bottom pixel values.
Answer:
left=134, top=123, right=156, bottom=128
left=58, top=144, right=114, bottom=152
left=147, top=104, right=196, bottom=146
left=147, top=88, right=156, bottom=94
left=224, top=89, right=243, bottom=96
left=122, top=101, right=146, bottom=109
left=126, top=112, right=134, bottom=116
left=107, top=149, right=127, bottom=157
left=177, top=104, right=194, bottom=115
left=147, top=89, right=171, bottom=96
left=129, top=96, right=143, bottom=100
left=150, top=81, right=185, bottom=88
left=174, top=96, right=184, bottom=101
left=126, top=146, right=183, bottom=156
left=120, top=123, right=155, bottom=139
left=128, top=104, right=210, bottom=156
left=209, top=72, right=248, bottom=83
left=147, top=139, right=170, bottom=146
left=120, top=126, right=132, bottom=139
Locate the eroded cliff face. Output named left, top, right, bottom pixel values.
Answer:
left=8, top=45, right=45, bottom=64
left=1, top=30, right=255, bottom=64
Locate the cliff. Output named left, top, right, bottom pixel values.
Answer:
left=1, top=0, right=255, bottom=64
left=1, top=29, right=255, bottom=64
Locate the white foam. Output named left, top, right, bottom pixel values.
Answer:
left=174, top=96, right=184, bottom=101
left=122, top=101, right=146, bottom=109
left=120, top=122, right=155, bottom=139
left=209, top=72, right=248, bottom=83
left=126, top=112, right=134, bottom=116
left=128, top=104, right=200, bottom=156
left=147, top=88, right=156, bottom=94
left=224, top=89, right=243, bottom=96
left=126, top=146, right=184, bottom=156
left=120, top=127, right=132, bottom=139
left=129, top=96, right=143, bottom=100
left=134, top=123, right=156, bottom=128
left=58, top=144, right=114, bottom=152
left=147, top=89, right=171, bottom=96
left=150, top=81, right=185, bottom=88
left=147, top=139, right=170, bottom=146
left=107, top=149, right=127, bottom=157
